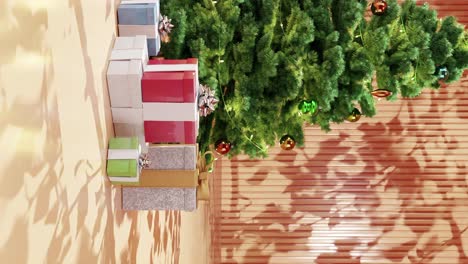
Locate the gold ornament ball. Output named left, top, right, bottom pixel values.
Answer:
left=280, top=135, right=296, bottom=150
left=346, top=108, right=362, bottom=123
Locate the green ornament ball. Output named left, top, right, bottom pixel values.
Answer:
left=298, top=100, right=318, bottom=114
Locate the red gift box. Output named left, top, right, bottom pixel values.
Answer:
left=148, top=58, right=198, bottom=65
left=144, top=121, right=197, bottom=144
left=142, top=71, right=196, bottom=102
left=142, top=58, right=198, bottom=103
left=142, top=58, right=199, bottom=144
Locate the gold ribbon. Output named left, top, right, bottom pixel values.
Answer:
left=196, top=151, right=215, bottom=200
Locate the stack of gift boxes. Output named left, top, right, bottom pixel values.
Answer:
left=107, top=5, right=203, bottom=210
left=117, top=0, right=161, bottom=57
left=105, top=0, right=207, bottom=211
left=107, top=35, right=147, bottom=152
left=121, top=58, right=201, bottom=211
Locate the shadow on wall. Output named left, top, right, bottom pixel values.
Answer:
left=0, top=1, right=48, bottom=66
left=221, top=76, right=468, bottom=263
left=0, top=0, right=181, bottom=263
left=0, top=2, right=51, bottom=201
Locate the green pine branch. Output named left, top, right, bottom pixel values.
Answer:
left=160, top=0, right=468, bottom=158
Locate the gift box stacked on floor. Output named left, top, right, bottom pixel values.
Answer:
left=122, top=187, right=196, bottom=211
left=106, top=25, right=204, bottom=209
left=107, top=35, right=148, bottom=152
left=117, top=0, right=161, bottom=56
left=109, top=34, right=148, bottom=67
left=122, top=144, right=198, bottom=211
left=107, top=137, right=141, bottom=185
left=142, top=58, right=200, bottom=144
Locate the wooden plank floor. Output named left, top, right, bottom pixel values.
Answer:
left=211, top=1, right=468, bottom=264
left=0, top=0, right=210, bottom=263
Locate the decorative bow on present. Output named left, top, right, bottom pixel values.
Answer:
left=138, top=153, right=151, bottom=170
left=196, top=151, right=215, bottom=201
left=159, top=15, right=174, bottom=43
left=198, top=84, right=219, bottom=117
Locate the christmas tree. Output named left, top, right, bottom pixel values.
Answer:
left=160, top=0, right=468, bottom=158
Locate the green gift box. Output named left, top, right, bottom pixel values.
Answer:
left=106, top=137, right=141, bottom=185
left=109, top=137, right=139, bottom=151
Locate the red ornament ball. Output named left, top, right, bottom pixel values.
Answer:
left=280, top=135, right=296, bottom=150
left=371, top=0, right=388, bottom=16
left=215, top=139, right=231, bottom=155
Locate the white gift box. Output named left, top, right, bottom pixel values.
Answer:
left=120, top=0, right=159, bottom=4
left=111, top=107, right=143, bottom=124
left=113, top=35, right=147, bottom=51
left=111, top=49, right=147, bottom=65
left=111, top=108, right=146, bottom=152
left=113, top=123, right=147, bottom=153
left=118, top=24, right=158, bottom=38
left=107, top=59, right=143, bottom=108
left=110, top=35, right=149, bottom=66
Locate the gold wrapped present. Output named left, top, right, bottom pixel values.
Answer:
left=197, top=151, right=215, bottom=201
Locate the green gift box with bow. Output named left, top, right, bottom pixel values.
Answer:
left=106, top=137, right=141, bottom=185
